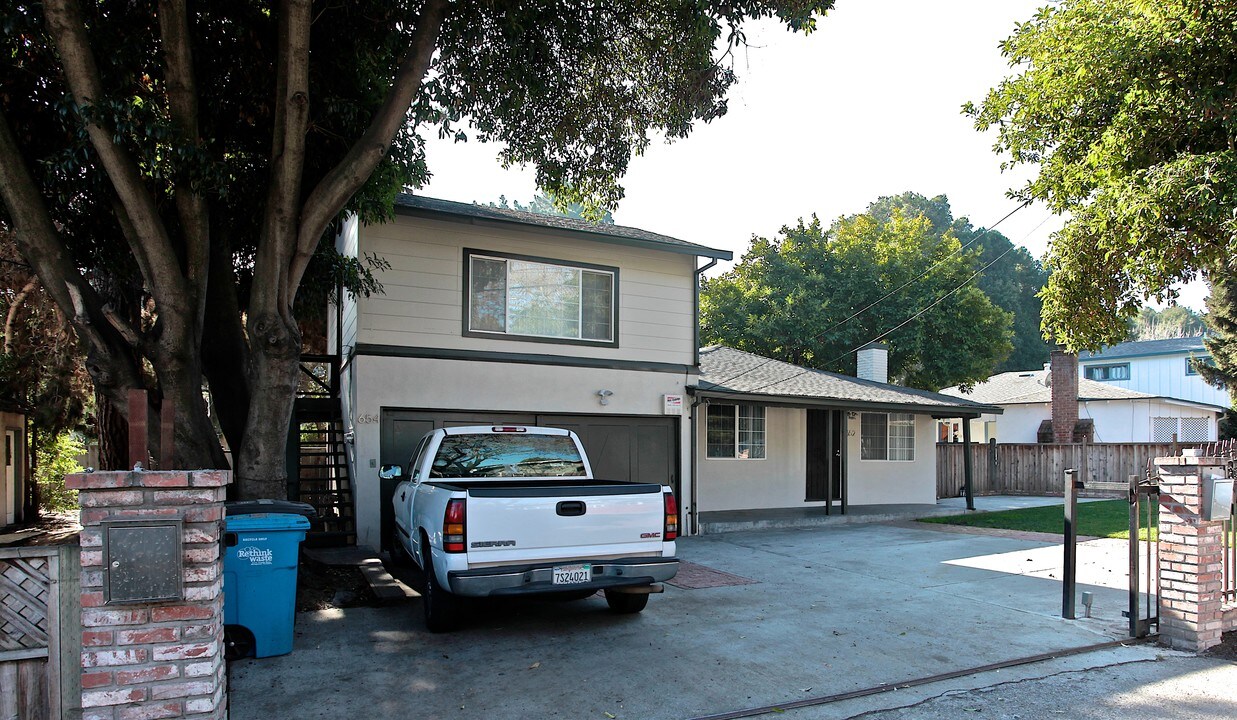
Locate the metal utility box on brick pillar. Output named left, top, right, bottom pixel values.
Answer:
left=100, top=520, right=183, bottom=604
left=1204, top=476, right=1233, bottom=521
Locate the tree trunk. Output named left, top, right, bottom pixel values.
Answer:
left=201, top=235, right=251, bottom=456
left=234, top=312, right=302, bottom=500
left=95, top=390, right=126, bottom=471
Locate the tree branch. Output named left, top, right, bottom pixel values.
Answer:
left=3, top=277, right=38, bottom=356
left=253, top=0, right=313, bottom=318
left=157, top=0, right=210, bottom=337
left=42, top=0, right=188, bottom=311
left=288, top=0, right=449, bottom=296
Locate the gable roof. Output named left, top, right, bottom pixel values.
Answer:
left=392, top=194, right=733, bottom=260
left=694, top=346, right=1001, bottom=417
left=1078, top=336, right=1207, bottom=362
left=939, top=368, right=1226, bottom=411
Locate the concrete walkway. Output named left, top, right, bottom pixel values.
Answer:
left=228, top=519, right=1184, bottom=720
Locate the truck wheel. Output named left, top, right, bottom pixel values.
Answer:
left=421, top=536, right=459, bottom=633
left=604, top=589, right=649, bottom=614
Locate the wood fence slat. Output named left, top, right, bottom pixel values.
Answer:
left=936, top=442, right=1179, bottom=498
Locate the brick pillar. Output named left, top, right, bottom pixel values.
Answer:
left=66, top=470, right=230, bottom=720
left=1050, top=350, right=1079, bottom=443
left=1154, top=456, right=1226, bottom=652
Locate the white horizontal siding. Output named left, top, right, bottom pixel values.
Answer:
left=354, top=214, right=699, bottom=365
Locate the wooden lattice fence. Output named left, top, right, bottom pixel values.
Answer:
left=0, top=545, right=80, bottom=720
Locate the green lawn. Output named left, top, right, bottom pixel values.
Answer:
left=921, top=499, right=1159, bottom=541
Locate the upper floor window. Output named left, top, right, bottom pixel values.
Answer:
left=1185, top=356, right=1213, bottom=376
left=706, top=404, right=766, bottom=459
left=861, top=412, right=915, bottom=461
left=1084, top=363, right=1129, bottom=381
left=466, top=251, right=616, bottom=346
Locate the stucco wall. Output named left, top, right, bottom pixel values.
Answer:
left=959, top=398, right=1219, bottom=444
left=846, top=412, right=939, bottom=506
left=347, top=355, right=692, bottom=549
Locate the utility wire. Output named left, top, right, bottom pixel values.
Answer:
left=705, top=212, right=1053, bottom=397
left=704, top=201, right=1031, bottom=391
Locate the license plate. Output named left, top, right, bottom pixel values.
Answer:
left=552, top=563, right=592, bottom=585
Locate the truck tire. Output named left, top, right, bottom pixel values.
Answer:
left=421, top=533, right=460, bottom=633
left=604, top=588, right=649, bottom=614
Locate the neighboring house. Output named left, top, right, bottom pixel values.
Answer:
left=1078, top=337, right=1229, bottom=409
left=939, top=366, right=1224, bottom=444
left=691, top=344, right=1000, bottom=520
left=332, top=195, right=731, bottom=549
left=0, top=402, right=29, bottom=529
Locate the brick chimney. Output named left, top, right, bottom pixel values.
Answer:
left=857, top=342, right=889, bottom=384
left=1050, top=349, right=1079, bottom=443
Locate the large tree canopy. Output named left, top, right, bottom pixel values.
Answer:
left=700, top=197, right=1014, bottom=391
left=967, top=0, right=1237, bottom=351
left=0, top=1, right=833, bottom=498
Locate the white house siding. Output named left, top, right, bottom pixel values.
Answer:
left=847, top=414, right=938, bottom=506
left=347, top=354, right=693, bottom=549
left=697, top=409, right=939, bottom=512
left=695, top=407, right=805, bottom=512
left=355, top=214, right=698, bottom=367
left=963, top=399, right=1219, bottom=444
left=1080, top=353, right=1230, bottom=408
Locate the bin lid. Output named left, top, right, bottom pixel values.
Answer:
left=224, top=513, right=311, bottom=532
left=226, top=499, right=318, bottom=519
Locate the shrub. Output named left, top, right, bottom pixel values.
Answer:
left=35, top=432, right=84, bottom=512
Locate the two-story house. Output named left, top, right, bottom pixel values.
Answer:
left=1078, top=337, right=1230, bottom=409
left=329, top=196, right=1000, bottom=547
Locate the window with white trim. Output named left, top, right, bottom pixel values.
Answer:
left=706, top=404, right=766, bottom=459
left=467, top=252, right=616, bottom=344
left=1084, top=363, right=1129, bottom=381
left=861, top=412, right=916, bottom=461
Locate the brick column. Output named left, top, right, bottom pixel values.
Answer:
left=1154, top=456, right=1226, bottom=653
left=66, top=470, right=230, bottom=720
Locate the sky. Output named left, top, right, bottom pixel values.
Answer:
left=416, top=0, right=1208, bottom=310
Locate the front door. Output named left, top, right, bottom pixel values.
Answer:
left=805, top=409, right=845, bottom=511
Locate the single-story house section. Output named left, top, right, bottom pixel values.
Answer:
left=939, top=367, right=1224, bottom=444
left=689, top=344, right=1001, bottom=529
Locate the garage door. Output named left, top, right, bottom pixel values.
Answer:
left=378, top=410, right=678, bottom=550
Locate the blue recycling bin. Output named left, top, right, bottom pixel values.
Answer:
left=222, top=512, right=310, bottom=658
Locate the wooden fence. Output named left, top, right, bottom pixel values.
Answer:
left=937, top=442, right=1178, bottom=498
left=0, top=544, right=81, bottom=720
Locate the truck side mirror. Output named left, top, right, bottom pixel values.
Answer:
left=379, top=464, right=402, bottom=480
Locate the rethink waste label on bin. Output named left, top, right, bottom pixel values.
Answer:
left=237, top=542, right=274, bottom=566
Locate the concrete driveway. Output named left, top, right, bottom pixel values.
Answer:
left=229, top=521, right=1152, bottom=719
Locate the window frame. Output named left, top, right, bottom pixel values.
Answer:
left=1185, top=355, right=1212, bottom=376
left=860, top=412, right=917, bottom=462
left=462, top=248, right=620, bottom=348
left=705, top=403, right=767, bottom=460
left=1083, top=363, right=1130, bottom=382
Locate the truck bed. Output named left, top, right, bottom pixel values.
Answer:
left=424, top=479, right=663, bottom=497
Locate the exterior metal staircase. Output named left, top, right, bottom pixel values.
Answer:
left=288, top=355, right=356, bottom=547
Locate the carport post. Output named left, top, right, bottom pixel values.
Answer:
left=1062, top=468, right=1079, bottom=619
left=962, top=418, right=975, bottom=511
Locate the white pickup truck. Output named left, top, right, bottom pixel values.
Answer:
left=385, top=425, right=680, bottom=632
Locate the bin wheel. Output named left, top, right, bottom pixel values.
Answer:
left=421, top=534, right=460, bottom=633
left=224, top=625, right=255, bottom=661
left=604, top=589, right=649, bottom=614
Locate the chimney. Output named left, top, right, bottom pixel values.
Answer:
left=857, top=342, right=889, bottom=384
left=1050, top=349, right=1079, bottom=443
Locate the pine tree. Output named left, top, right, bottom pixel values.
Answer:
left=1199, top=272, right=1237, bottom=439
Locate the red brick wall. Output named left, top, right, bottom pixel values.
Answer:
left=1050, top=350, right=1079, bottom=444
left=66, top=470, right=229, bottom=720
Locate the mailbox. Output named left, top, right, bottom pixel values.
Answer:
left=1205, top=476, right=1234, bottom=522
left=101, top=519, right=183, bottom=604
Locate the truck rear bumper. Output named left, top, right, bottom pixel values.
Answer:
left=447, top=557, right=679, bottom=597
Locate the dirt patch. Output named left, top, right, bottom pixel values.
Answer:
left=295, top=556, right=378, bottom=611
left=3, top=511, right=81, bottom=546
left=1204, top=630, right=1237, bottom=662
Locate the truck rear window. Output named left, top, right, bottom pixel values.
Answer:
left=430, top=434, right=587, bottom=478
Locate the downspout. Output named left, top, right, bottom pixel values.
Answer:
left=689, top=257, right=719, bottom=534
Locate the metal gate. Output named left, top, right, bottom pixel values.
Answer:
left=1126, top=471, right=1160, bottom=638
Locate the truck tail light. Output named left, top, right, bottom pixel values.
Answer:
left=443, top=499, right=466, bottom=553
left=663, top=492, right=679, bottom=541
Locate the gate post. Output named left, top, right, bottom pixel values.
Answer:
left=66, top=469, right=230, bottom=719
left=1153, top=455, right=1226, bottom=652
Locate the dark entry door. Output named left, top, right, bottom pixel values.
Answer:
left=806, top=409, right=845, bottom=508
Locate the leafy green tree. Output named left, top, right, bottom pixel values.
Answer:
left=701, top=204, right=1013, bottom=391
left=0, top=1, right=832, bottom=498
left=967, top=0, right=1237, bottom=352
left=1127, top=305, right=1207, bottom=341
left=867, top=193, right=1050, bottom=372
